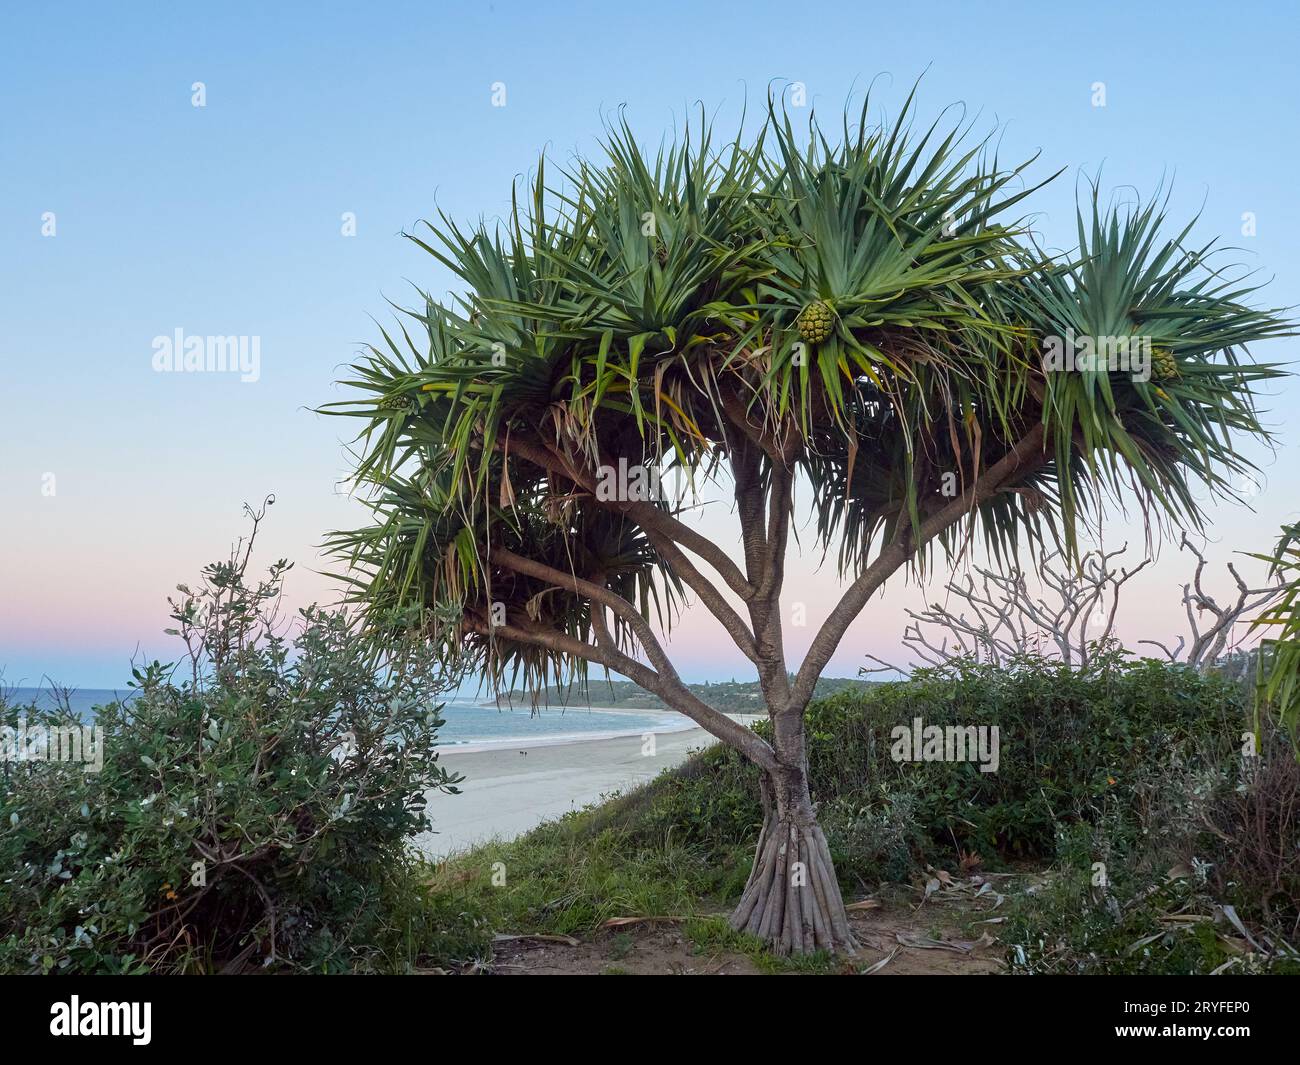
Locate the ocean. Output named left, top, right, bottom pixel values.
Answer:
left=2, top=688, right=692, bottom=749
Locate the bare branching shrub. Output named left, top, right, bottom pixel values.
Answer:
left=1206, top=732, right=1300, bottom=936
left=875, top=536, right=1283, bottom=674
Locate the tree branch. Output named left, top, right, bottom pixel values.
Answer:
left=466, top=613, right=777, bottom=771
left=790, top=423, right=1048, bottom=710
left=1177, top=533, right=1285, bottom=667
left=490, top=546, right=679, bottom=673
left=640, top=527, right=760, bottom=662
left=507, top=434, right=756, bottom=601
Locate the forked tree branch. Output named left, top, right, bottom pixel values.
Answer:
left=489, top=545, right=754, bottom=673
left=734, top=461, right=793, bottom=707
left=500, top=433, right=761, bottom=659
left=790, top=423, right=1049, bottom=709
left=1137, top=533, right=1285, bottom=667
left=506, top=434, right=756, bottom=601
left=637, top=526, right=760, bottom=661
left=465, top=612, right=777, bottom=771
left=718, top=404, right=795, bottom=708
left=902, top=547, right=1150, bottom=668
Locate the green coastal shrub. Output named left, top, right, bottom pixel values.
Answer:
left=805, top=651, right=1246, bottom=861
left=0, top=513, right=464, bottom=974
left=593, top=650, right=1246, bottom=886
left=978, top=676, right=1299, bottom=974
left=1204, top=731, right=1300, bottom=928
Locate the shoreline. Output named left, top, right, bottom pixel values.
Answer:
left=439, top=704, right=740, bottom=754
left=474, top=700, right=671, bottom=713
left=436, top=721, right=695, bottom=755
left=436, top=707, right=759, bottom=759
left=416, top=714, right=762, bottom=859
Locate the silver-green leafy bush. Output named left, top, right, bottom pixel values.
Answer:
left=0, top=508, right=465, bottom=973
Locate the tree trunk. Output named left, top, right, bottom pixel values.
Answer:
left=729, top=736, right=858, bottom=956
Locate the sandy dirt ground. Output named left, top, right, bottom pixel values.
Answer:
left=484, top=896, right=1005, bottom=975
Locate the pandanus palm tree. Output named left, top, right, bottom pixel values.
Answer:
left=325, top=90, right=1292, bottom=955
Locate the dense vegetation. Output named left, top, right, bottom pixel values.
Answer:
left=6, top=600, right=1296, bottom=974
left=1253, top=521, right=1300, bottom=742
left=0, top=519, right=464, bottom=975
left=4, top=512, right=1294, bottom=976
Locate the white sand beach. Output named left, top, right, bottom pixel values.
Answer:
left=413, top=716, right=760, bottom=859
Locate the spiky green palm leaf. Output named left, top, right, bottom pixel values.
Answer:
left=1250, top=523, right=1300, bottom=748
left=1010, top=186, right=1291, bottom=545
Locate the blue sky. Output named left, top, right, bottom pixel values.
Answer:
left=2, top=0, right=1298, bottom=688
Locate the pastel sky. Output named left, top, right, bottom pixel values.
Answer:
left=2, top=0, right=1297, bottom=690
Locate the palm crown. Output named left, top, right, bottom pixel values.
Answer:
left=325, top=92, right=1292, bottom=698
